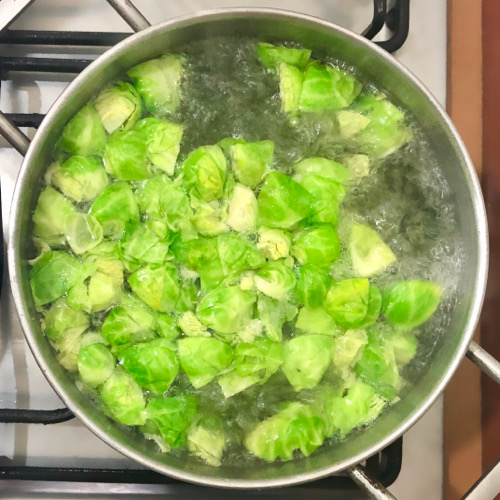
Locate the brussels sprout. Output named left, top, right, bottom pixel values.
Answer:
left=323, top=278, right=371, bottom=328
left=121, top=338, right=179, bottom=394
left=237, top=318, right=263, bottom=343
left=336, top=110, right=370, bottom=139
left=43, top=297, right=89, bottom=341
left=244, top=402, right=326, bottom=461
left=293, top=157, right=350, bottom=184
left=196, top=286, right=256, bottom=334
left=217, top=232, right=265, bottom=276
left=128, top=265, right=180, bottom=313
left=45, top=156, right=109, bottom=203
left=295, top=264, right=332, bottom=308
left=359, top=285, right=382, bottom=327
left=66, top=213, right=103, bottom=255
left=190, top=194, right=229, bottom=237
left=256, top=42, right=311, bottom=69
left=282, top=335, right=333, bottom=391
left=295, top=306, right=343, bottom=336
left=226, top=183, right=258, bottom=232
left=100, top=367, right=146, bottom=425
left=349, top=223, right=396, bottom=277
left=182, top=145, right=227, bottom=201
left=299, top=62, right=361, bottom=111
left=136, top=175, right=191, bottom=231
left=121, top=224, right=170, bottom=266
left=292, top=224, right=341, bottom=267
left=77, top=343, right=115, bottom=387
left=146, top=395, right=197, bottom=449
left=58, top=104, right=107, bottom=156
left=257, top=171, right=313, bottom=229
left=342, top=153, right=371, bottom=178
left=30, top=251, right=84, bottom=307
left=295, top=173, right=346, bottom=226
left=254, top=260, right=296, bottom=300
left=104, top=128, right=151, bottom=180
left=178, top=311, right=210, bottom=337
left=101, top=294, right=157, bottom=348
left=89, top=181, right=139, bottom=240
left=127, top=54, right=184, bottom=116
left=323, top=380, right=386, bottom=437
left=156, top=313, right=180, bottom=340
left=256, top=227, right=292, bottom=260
left=134, top=117, right=183, bottom=175
left=228, top=140, right=273, bottom=188
left=52, top=324, right=87, bottom=372
left=32, top=186, right=76, bottom=247
left=187, top=414, right=226, bottom=466
left=257, top=294, right=297, bottom=342
left=279, top=63, right=303, bottom=113
left=382, top=280, right=442, bottom=329
left=381, top=328, right=417, bottom=367
left=331, top=329, right=368, bottom=379
left=94, top=81, right=142, bottom=134
left=177, top=337, right=233, bottom=389
left=349, top=93, right=412, bottom=158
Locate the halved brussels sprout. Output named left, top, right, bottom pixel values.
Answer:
left=178, top=311, right=210, bottom=337
left=293, top=157, right=350, bottom=184
left=331, top=328, right=368, bottom=379
left=43, top=297, right=89, bottom=341
left=121, top=224, right=170, bottom=267
left=295, top=306, right=343, bottom=336
left=254, top=260, right=296, bottom=300
left=228, top=140, right=273, bottom=188
left=256, top=42, right=311, bottom=69
left=292, top=224, right=341, bottom=267
left=187, top=414, right=226, bottom=466
left=217, top=232, right=265, bottom=276
left=226, top=183, right=258, bottom=232
left=66, top=213, right=103, bottom=255
left=295, top=264, right=332, bottom=308
left=257, top=294, right=298, bottom=342
left=256, top=227, right=292, bottom=260
left=77, top=343, right=115, bottom=388
left=279, top=63, right=303, bottom=113
left=190, top=194, right=229, bottom=237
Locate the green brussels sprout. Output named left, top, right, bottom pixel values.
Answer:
left=127, top=265, right=180, bottom=313
left=257, top=294, right=298, bottom=342
left=282, top=335, right=334, bottom=391
left=77, top=343, right=115, bottom=387
left=99, top=367, right=146, bottom=426
left=30, top=251, right=84, bottom=307
left=101, top=294, right=157, bottom=348
left=244, top=402, right=326, bottom=461
left=32, top=186, right=76, bottom=247
left=331, top=329, right=368, bottom=379
left=217, top=232, right=265, bottom=276
left=279, top=63, right=303, bottom=113
left=187, top=414, right=226, bottom=466
left=145, top=395, right=197, bottom=449
left=136, top=175, right=191, bottom=231
left=293, top=157, right=350, bottom=184
left=178, top=311, right=210, bottom=337
left=324, top=278, right=372, bottom=328
left=336, top=110, right=371, bottom=139
left=177, top=337, right=233, bottom=389
left=256, top=42, right=311, bottom=69
left=253, top=260, right=296, bottom=300
left=52, top=324, right=87, bottom=372
left=257, top=171, right=313, bottom=229
left=45, top=156, right=109, bottom=203
left=89, top=181, right=139, bottom=240
left=227, top=140, right=273, bottom=188
left=190, top=193, right=229, bottom=237
left=349, top=223, right=396, bottom=277
left=295, top=306, right=343, bottom=336
left=196, top=286, right=256, bottom=334
left=292, top=224, right=341, bottom=267
left=58, top=104, right=106, bottom=156
left=299, top=62, right=361, bottom=111
left=256, top=227, right=292, bottom=260
left=295, top=173, right=346, bottom=226
left=323, top=380, right=386, bottom=437
left=121, top=224, right=170, bottom=266
left=182, top=145, right=227, bottom=201
left=103, top=128, right=152, bottom=180
left=349, top=93, right=412, bottom=158
left=226, top=183, right=258, bottom=232
left=382, top=280, right=442, bottom=329
left=66, top=213, right=103, bottom=255
left=94, top=81, right=142, bottom=134
left=381, top=328, right=417, bottom=367
left=43, top=297, right=89, bottom=341
left=358, top=285, right=382, bottom=327
left=127, top=54, right=184, bottom=116
left=121, top=338, right=179, bottom=394
left=295, top=264, right=332, bottom=308
left=134, top=117, right=183, bottom=175
left=155, top=313, right=180, bottom=340
left=341, top=153, right=371, bottom=178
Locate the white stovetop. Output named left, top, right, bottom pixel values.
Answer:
left=0, top=1, right=447, bottom=498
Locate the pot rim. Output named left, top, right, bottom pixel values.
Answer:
left=7, top=7, right=489, bottom=489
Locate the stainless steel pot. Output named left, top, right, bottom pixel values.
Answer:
left=1, top=6, right=499, bottom=496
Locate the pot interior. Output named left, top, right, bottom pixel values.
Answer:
left=8, top=9, right=487, bottom=488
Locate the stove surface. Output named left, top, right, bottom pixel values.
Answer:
left=0, top=1, right=447, bottom=498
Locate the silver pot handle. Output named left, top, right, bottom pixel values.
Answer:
left=347, top=465, right=397, bottom=500
left=466, top=340, right=500, bottom=384
left=106, top=0, right=151, bottom=32
left=0, top=111, right=30, bottom=156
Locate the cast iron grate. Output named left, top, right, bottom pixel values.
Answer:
left=0, top=0, right=408, bottom=493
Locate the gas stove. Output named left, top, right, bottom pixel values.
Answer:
left=0, top=1, right=447, bottom=498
